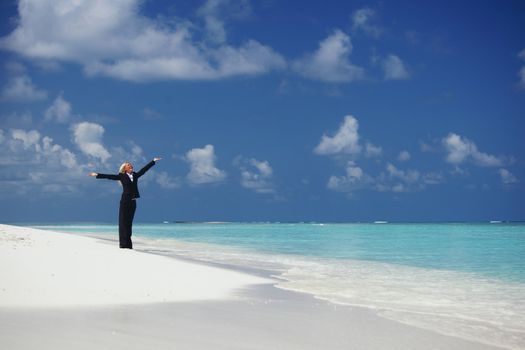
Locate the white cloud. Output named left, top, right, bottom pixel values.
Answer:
left=351, top=8, right=382, bottom=37
left=40, top=136, right=77, bottom=169
left=398, top=150, right=411, bottom=161
left=1, top=0, right=160, bottom=62
left=0, top=75, right=47, bottom=102
left=327, top=161, right=372, bottom=192
left=365, top=142, right=382, bottom=158
left=239, top=158, right=275, bottom=194
left=472, top=151, right=505, bottom=167
left=382, top=54, right=410, bottom=80
left=444, top=134, right=469, bottom=163
left=1, top=122, right=155, bottom=198
left=314, top=115, right=362, bottom=155
left=0, top=128, right=81, bottom=196
left=198, top=0, right=228, bottom=44
left=386, top=163, right=420, bottom=184
left=292, top=30, right=365, bottom=82
left=212, top=40, right=286, bottom=77
left=186, top=144, right=226, bottom=185
left=422, top=172, right=444, bottom=185
left=442, top=133, right=504, bottom=167
left=390, top=184, right=406, bottom=193
left=498, top=168, right=518, bottom=184
left=11, top=129, right=40, bottom=149
left=377, top=164, right=442, bottom=193
left=450, top=166, right=469, bottom=177
left=519, top=49, right=525, bottom=60
left=142, top=108, right=163, bottom=121
left=85, top=57, right=213, bottom=82
left=35, top=60, right=62, bottom=72
left=317, top=117, right=448, bottom=195
left=130, top=142, right=143, bottom=159
left=2, top=90, right=152, bottom=197
left=419, top=140, right=434, bottom=153
left=71, top=122, right=111, bottom=162
left=155, top=171, right=181, bottom=189
left=327, top=161, right=442, bottom=194
left=108, top=141, right=146, bottom=168
left=197, top=0, right=252, bottom=45
left=85, top=39, right=285, bottom=82
left=0, top=0, right=284, bottom=82
left=518, top=49, right=525, bottom=89
left=45, top=93, right=72, bottom=123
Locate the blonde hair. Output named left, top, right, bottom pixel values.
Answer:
left=119, top=162, right=130, bottom=174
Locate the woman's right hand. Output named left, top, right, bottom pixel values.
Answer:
left=88, top=172, right=98, bottom=177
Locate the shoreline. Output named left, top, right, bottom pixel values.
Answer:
left=0, top=224, right=507, bottom=349
left=0, top=224, right=271, bottom=308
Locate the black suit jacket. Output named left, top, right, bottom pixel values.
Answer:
left=96, top=160, right=156, bottom=201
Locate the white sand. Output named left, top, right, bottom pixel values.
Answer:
left=0, top=224, right=271, bottom=307
left=0, top=224, right=505, bottom=350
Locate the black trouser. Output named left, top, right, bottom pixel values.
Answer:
left=119, top=199, right=136, bottom=249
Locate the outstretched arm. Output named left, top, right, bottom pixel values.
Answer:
left=136, top=157, right=161, bottom=178
left=88, top=172, right=120, bottom=180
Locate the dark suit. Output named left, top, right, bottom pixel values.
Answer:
left=96, top=160, right=156, bottom=248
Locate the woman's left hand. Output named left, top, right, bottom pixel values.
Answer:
left=153, top=157, right=162, bottom=162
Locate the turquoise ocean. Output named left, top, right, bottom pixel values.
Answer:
left=29, top=222, right=525, bottom=349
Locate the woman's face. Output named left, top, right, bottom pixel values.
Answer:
left=124, top=163, right=134, bottom=173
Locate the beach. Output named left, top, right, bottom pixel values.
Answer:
left=0, top=224, right=510, bottom=349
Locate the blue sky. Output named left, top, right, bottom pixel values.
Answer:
left=0, top=0, right=524, bottom=222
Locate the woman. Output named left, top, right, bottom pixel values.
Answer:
left=89, top=157, right=161, bottom=249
